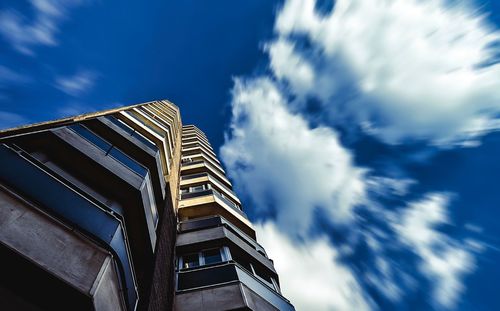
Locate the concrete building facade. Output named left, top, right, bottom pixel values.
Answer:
left=0, top=100, right=294, bottom=311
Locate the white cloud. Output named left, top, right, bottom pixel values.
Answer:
left=0, top=0, right=89, bottom=55
left=221, top=77, right=366, bottom=237
left=256, top=221, right=372, bottom=311
left=55, top=70, right=97, bottom=96
left=392, top=193, right=480, bottom=309
left=269, top=0, right=500, bottom=145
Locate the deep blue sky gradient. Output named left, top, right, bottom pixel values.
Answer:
left=0, top=0, right=280, bottom=149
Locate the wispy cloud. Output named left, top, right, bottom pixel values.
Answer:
left=391, top=193, right=481, bottom=309
left=0, top=0, right=89, bottom=55
left=55, top=69, right=97, bottom=96
left=270, top=0, right=500, bottom=146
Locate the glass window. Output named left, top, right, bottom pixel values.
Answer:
left=108, top=147, right=148, bottom=177
left=105, top=115, right=135, bottom=135
left=70, top=123, right=148, bottom=178
left=183, top=253, right=199, bottom=269
left=202, top=249, right=222, bottom=265
left=191, top=185, right=206, bottom=192
left=70, top=124, right=112, bottom=151
left=105, top=116, right=158, bottom=151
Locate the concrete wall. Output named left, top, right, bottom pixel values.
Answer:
left=174, top=283, right=278, bottom=311
left=0, top=186, right=126, bottom=311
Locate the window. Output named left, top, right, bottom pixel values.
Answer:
left=70, top=124, right=111, bottom=151
left=180, top=247, right=228, bottom=269
left=181, top=184, right=211, bottom=194
left=181, top=157, right=193, bottom=163
left=105, top=116, right=158, bottom=151
left=70, top=124, right=148, bottom=177
left=202, top=249, right=222, bottom=265
left=191, top=184, right=208, bottom=192
left=183, top=253, right=200, bottom=269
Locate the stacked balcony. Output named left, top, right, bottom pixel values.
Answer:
left=175, top=125, right=295, bottom=311
left=0, top=100, right=182, bottom=311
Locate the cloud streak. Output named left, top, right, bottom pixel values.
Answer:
left=391, top=193, right=480, bottom=309
left=55, top=69, right=97, bottom=96
left=0, top=0, right=89, bottom=55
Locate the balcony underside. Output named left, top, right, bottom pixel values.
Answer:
left=178, top=196, right=255, bottom=239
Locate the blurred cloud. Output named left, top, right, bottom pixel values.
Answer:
left=391, top=193, right=481, bottom=309
left=0, top=0, right=89, bottom=55
left=256, top=222, right=373, bottom=311
left=270, top=0, right=500, bottom=146
left=221, top=77, right=366, bottom=237
left=55, top=69, right=97, bottom=96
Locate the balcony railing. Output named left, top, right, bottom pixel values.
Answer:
left=181, top=159, right=229, bottom=187
left=180, top=188, right=245, bottom=217
left=181, top=160, right=204, bottom=167
left=177, top=262, right=294, bottom=311
left=179, top=216, right=267, bottom=256
left=180, top=172, right=208, bottom=180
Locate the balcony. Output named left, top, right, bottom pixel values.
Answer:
left=0, top=144, right=138, bottom=310
left=180, top=188, right=242, bottom=216
left=182, top=144, right=217, bottom=160
left=180, top=160, right=231, bottom=188
left=181, top=159, right=205, bottom=167
left=182, top=151, right=223, bottom=171
left=182, top=137, right=212, bottom=150
left=178, top=216, right=267, bottom=257
left=181, top=172, right=208, bottom=181
left=178, top=190, right=254, bottom=239
left=176, top=262, right=294, bottom=311
left=182, top=133, right=209, bottom=144
left=180, top=173, right=240, bottom=205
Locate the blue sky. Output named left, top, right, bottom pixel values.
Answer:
left=2, top=0, right=500, bottom=310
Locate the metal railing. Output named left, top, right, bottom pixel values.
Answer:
left=180, top=188, right=246, bottom=217
left=181, top=160, right=204, bottom=167
left=180, top=172, right=208, bottom=180
left=176, top=262, right=294, bottom=311
left=179, top=216, right=266, bottom=256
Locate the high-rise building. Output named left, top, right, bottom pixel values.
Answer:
left=0, top=100, right=294, bottom=311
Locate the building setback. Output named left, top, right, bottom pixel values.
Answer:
left=0, top=100, right=295, bottom=311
